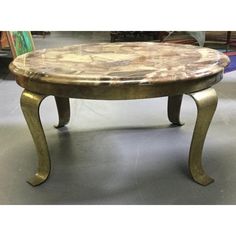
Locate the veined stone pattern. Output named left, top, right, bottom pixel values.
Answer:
left=11, top=42, right=230, bottom=86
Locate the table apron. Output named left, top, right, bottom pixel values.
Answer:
left=15, top=73, right=223, bottom=100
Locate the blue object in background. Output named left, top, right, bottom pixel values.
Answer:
left=224, top=55, right=236, bottom=73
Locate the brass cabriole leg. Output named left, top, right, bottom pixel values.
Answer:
left=168, top=95, right=184, bottom=126
left=20, top=90, right=50, bottom=186
left=188, top=88, right=218, bottom=186
left=54, top=97, right=70, bottom=128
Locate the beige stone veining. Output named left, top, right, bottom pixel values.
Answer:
left=11, top=42, right=230, bottom=86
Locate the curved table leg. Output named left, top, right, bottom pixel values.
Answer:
left=168, top=95, right=184, bottom=126
left=188, top=88, right=218, bottom=186
left=54, top=97, right=70, bottom=128
left=20, top=90, right=50, bottom=186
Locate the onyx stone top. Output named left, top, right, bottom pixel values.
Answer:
left=10, top=42, right=230, bottom=86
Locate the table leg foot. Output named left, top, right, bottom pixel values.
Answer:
left=188, top=88, right=218, bottom=186
left=168, top=95, right=184, bottom=126
left=54, top=97, right=70, bottom=129
left=27, top=172, right=50, bottom=186
left=20, top=90, right=50, bottom=186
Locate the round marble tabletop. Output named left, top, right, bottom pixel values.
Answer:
left=9, top=42, right=230, bottom=99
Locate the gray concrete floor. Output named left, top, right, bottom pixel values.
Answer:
left=0, top=32, right=236, bottom=204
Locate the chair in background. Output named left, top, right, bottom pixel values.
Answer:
left=6, top=31, right=70, bottom=129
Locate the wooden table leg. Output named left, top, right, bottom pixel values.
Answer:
left=187, top=88, right=218, bottom=186
left=20, top=89, right=50, bottom=186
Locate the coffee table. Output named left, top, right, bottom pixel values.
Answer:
left=9, top=42, right=229, bottom=186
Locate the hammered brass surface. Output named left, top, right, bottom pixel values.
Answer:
left=54, top=97, right=70, bottom=128
left=168, top=95, right=184, bottom=126
left=188, top=88, right=218, bottom=185
left=20, top=90, right=50, bottom=186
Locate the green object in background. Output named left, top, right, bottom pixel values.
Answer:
left=12, top=31, right=33, bottom=56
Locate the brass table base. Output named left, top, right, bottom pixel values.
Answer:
left=20, top=87, right=217, bottom=186
left=168, top=95, right=184, bottom=126
left=188, top=88, right=217, bottom=185
left=20, top=90, right=70, bottom=186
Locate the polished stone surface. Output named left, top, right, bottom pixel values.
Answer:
left=10, top=42, right=229, bottom=86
